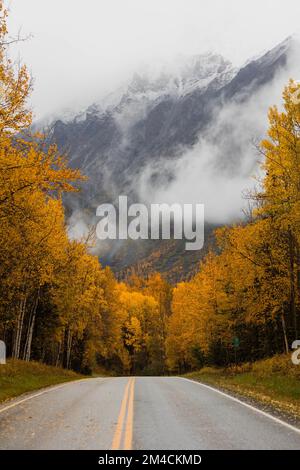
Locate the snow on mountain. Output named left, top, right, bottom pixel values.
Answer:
left=55, top=52, right=235, bottom=126
left=37, top=36, right=297, bottom=132
left=44, top=37, right=299, bottom=278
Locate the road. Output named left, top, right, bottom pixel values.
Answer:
left=0, top=376, right=299, bottom=450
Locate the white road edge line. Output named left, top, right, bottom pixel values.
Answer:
left=178, top=377, right=300, bottom=435
left=0, top=377, right=103, bottom=415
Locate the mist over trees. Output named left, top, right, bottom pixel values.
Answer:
left=0, top=2, right=299, bottom=375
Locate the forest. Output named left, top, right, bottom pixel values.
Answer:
left=0, top=2, right=299, bottom=376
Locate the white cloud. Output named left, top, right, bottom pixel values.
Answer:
left=7, top=0, right=300, bottom=118
left=137, top=53, right=300, bottom=223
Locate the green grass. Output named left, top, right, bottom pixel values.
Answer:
left=0, top=359, right=84, bottom=403
left=184, top=355, right=300, bottom=419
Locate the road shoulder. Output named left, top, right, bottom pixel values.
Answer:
left=181, top=370, right=300, bottom=430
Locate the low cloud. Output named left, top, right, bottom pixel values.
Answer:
left=136, top=50, right=300, bottom=224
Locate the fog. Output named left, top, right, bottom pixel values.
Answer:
left=7, top=0, right=300, bottom=119
left=6, top=0, right=300, bottom=248
left=136, top=48, right=300, bottom=223
left=67, top=47, right=300, bottom=249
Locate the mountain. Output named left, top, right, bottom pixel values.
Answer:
left=50, top=52, right=235, bottom=190
left=45, top=36, right=298, bottom=281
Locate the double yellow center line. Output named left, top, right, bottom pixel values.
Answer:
left=111, top=377, right=135, bottom=450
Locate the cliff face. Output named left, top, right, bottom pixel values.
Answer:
left=45, top=37, right=298, bottom=281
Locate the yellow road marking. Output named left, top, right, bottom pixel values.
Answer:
left=111, top=378, right=131, bottom=450
left=111, top=377, right=135, bottom=450
left=124, top=377, right=135, bottom=450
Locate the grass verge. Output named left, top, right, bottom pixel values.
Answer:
left=0, top=359, right=83, bottom=403
left=183, top=354, right=300, bottom=420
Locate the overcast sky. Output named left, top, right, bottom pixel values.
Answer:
left=7, top=0, right=300, bottom=119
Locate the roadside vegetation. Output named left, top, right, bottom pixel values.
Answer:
left=0, top=2, right=299, bottom=380
left=184, top=355, right=300, bottom=419
left=0, top=359, right=83, bottom=403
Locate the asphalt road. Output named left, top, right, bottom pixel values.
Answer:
left=0, top=376, right=299, bottom=450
